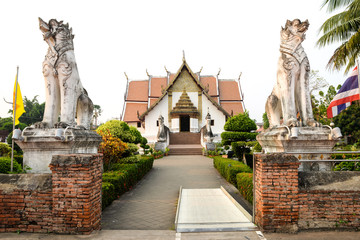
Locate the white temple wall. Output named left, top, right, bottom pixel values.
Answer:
left=202, top=94, right=226, bottom=142
left=144, top=95, right=169, bottom=143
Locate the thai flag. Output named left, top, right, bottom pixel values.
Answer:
left=327, top=66, right=360, bottom=118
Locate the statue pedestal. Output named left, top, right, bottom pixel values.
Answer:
left=16, top=127, right=102, bottom=173
left=154, top=142, right=167, bottom=152
left=257, top=127, right=339, bottom=171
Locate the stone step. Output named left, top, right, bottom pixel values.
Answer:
left=168, top=144, right=203, bottom=155
left=170, top=132, right=201, bottom=145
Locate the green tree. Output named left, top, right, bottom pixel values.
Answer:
left=221, top=113, right=257, bottom=165
left=262, top=113, right=269, bottom=130
left=8, top=96, right=45, bottom=126
left=91, top=104, right=102, bottom=129
left=334, top=103, right=360, bottom=144
left=317, top=0, right=360, bottom=72
left=312, top=84, right=341, bottom=125
left=96, top=120, right=142, bottom=143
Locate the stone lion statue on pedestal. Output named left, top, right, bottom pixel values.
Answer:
left=266, top=19, right=320, bottom=128
left=35, top=18, right=93, bottom=129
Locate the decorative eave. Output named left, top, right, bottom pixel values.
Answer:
left=139, top=59, right=230, bottom=120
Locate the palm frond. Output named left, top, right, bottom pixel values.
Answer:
left=321, top=0, right=354, bottom=12
left=326, top=31, right=360, bottom=72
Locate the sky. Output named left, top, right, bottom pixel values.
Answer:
left=0, top=0, right=347, bottom=124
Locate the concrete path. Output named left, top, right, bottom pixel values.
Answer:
left=101, top=155, right=250, bottom=230
left=176, top=188, right=256, bottom=232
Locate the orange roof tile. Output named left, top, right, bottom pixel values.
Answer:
left=150, top=77, right=168, bottom=97
left=149, top=98, right=158, bottom=107
left=200, top=76, right=217, bottom=96
left=169, top=74, right=176, bottom=82
left=127, top=81, right=149, bottom=101
left=220, top=102, right=244, bottom=116
left=219, top=81, right=241, bottom=101
left=123, top=102, right=148, bottom=122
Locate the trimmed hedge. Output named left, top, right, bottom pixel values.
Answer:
left=236, top=173, right=253, bottom=203
left=102, top=155, right=154, bottom=209
left=213, top=156, right=252, bottom=185
left=221, top=132, right=258, bottom=145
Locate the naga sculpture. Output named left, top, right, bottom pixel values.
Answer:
left=35, top=18, right=93, bottom=129
left=265, top=19, right=320, bottom=128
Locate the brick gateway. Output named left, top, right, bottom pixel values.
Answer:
left=0, top=154, right=102, bottom=234
left=254, top=154, right=360, bottom=232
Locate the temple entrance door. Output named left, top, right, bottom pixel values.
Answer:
left=180, top=115, right=190, bottom=132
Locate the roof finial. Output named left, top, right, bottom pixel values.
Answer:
left=217, top=68, right=221, bottom=77
left=164, top=66, right=169, bottom=74
left=124, top=72, right=128, bottom=80
left=146, top=69, right=150, bottom=77
left=238, top=72, right=242, bottom=81
left=199, top=66, right=203, bottom=74
left=182, top=50, right=186, bottom=62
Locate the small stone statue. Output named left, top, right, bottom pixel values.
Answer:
left=204, top=112, right=214, bottom=143
left=35, top=18, right=93, bottom=129
left=157, top=115, right=167, bottom=142
left=265, top=19, right=320, bottom=128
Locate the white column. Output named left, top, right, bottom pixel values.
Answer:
left=171, top=118, right=179, bottom=132
left=190, top=118, right=199, bottom=132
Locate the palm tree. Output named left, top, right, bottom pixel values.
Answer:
left=317, top=0, right=360, bottom=73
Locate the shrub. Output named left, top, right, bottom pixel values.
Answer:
left=221, top=132, right=258, bottom=145
left=102, top=155, right=154, bottom=209
left=97, top=120, right=136, bottom=143
left=123, top=143, right=139, bottom=157
left=129, top=126, right=142, bottom=144
left=102, top=182, right=115, bottom=209
left=98, top=130, right=128, bottom=171
left=213, top=156, right=252, bottom=185
left=334, top=161, right=360, bottom=171
left=0, top=143, right=11, bottom=157
left=0, top=157, right=22, bottom=173
left=237, top=173, right=253, bottom=203
left=224, top=113, right=257, bottom=132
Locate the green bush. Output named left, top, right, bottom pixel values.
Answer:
left=237, top=173, right=253, bottom=203
left=253, top=142, right=262, bottom=152
left=102, top=155, right=154, bottom=209
left=0, top=143, right=11, bottom=157
left=213, top=156, right=252, bottom=185
left=123, top=143, right=139, bottom=157
left=334, top=161, right=360, bottom=171
left=102, top=182, right=115, bottom=209
left=0, top=157, right=22, bottom=173
left=97, top=120, right=136, bottom=143
left=221, top=132, right=258, bottom=145
left=224, top=113, right=257, bottom=132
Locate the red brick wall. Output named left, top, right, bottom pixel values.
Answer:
left=254, top=154, right=300, bottom=233
left=298, top=190, right=360, bottom=230
left=0, top=154, right=102, bottom=234
left=255, top=153, right=360, bottom=233
left=0, top=189, right=52, bottom=233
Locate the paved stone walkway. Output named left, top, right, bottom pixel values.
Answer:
left=101, top=155, right=250, bottom=230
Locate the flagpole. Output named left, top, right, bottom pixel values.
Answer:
left=11, top=66, right=19, bottom=173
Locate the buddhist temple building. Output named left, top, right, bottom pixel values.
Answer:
left=121, top=58, right=245, bottom=145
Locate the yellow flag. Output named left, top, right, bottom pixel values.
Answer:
left=13, top=75, right=25, bottom=126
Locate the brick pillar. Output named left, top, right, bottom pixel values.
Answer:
left=254, top=153, right=300, bottom=233
left=49, top=154, right=102, bottom=234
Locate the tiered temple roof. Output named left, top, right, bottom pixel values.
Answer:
left=121, top=61, right=245, bottom=123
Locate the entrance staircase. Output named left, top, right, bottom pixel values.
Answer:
left=168, top=132, right=202, bottom=155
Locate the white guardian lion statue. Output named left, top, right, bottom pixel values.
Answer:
left=35, top=18, right=93, bottom=129
left=265, top=19, right=320, bottom=128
